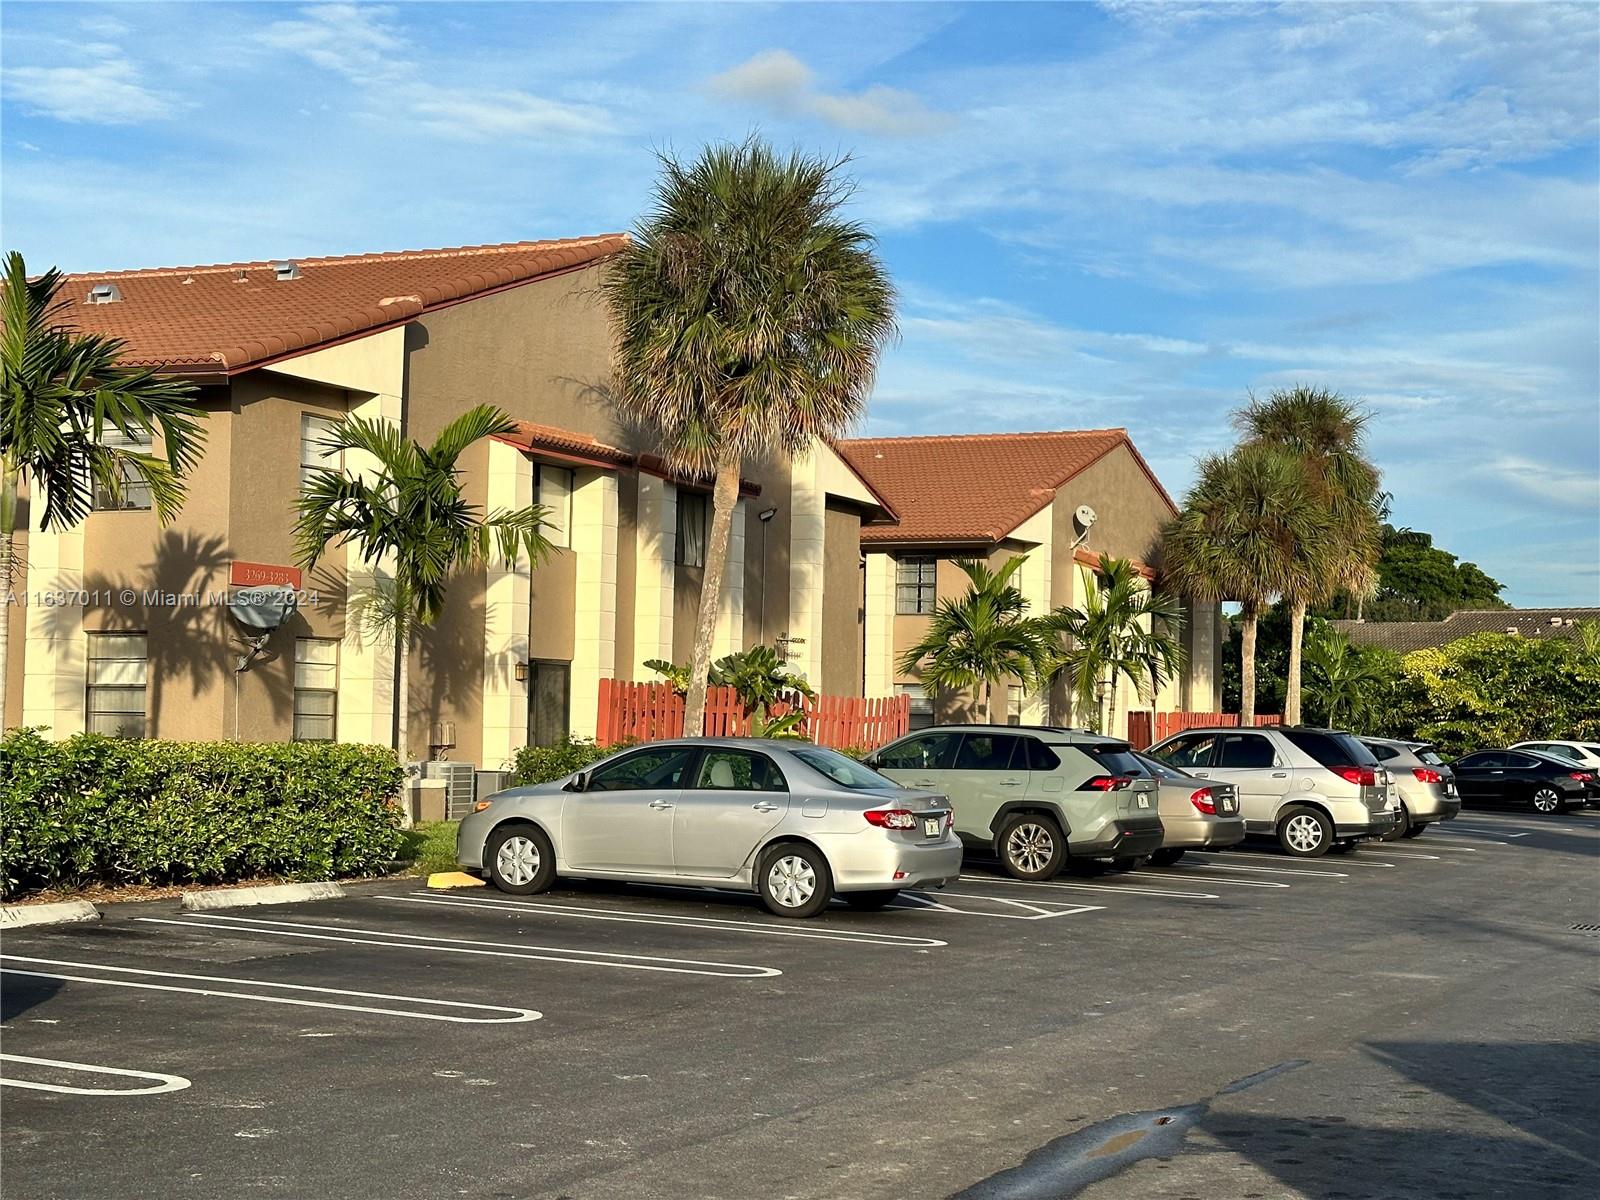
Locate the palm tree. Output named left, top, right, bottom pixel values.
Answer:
left=1161, top=443, right=1334, bottom=723
left=1302, top=621, right=1388, bottom=730
left=898, top=556, right=1053, bottom=723
left=1236, top=386, right=1382, bottom=724
left=1043, top=557, right=1185, bottom=734
left=293, top=404, right=551, bottom=754
left=602, top=139, right=896, bottom=735
left=1, top=251, right=205, bottom=728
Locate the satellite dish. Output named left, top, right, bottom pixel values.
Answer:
left=1074, top=504, right=1098, bottom=532
left=229, top=584, right=298, bottom=633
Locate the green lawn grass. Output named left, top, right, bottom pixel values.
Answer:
left=397, top=821, right=461, bottom=875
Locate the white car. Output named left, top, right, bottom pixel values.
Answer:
left=1509, top=741, right=1600, bottom=772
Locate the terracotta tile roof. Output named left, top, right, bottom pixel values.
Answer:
left=495, top=422, right=762, bottom=497
left=55, top=235, right=627, bottom=377
left=836, top=429, right=1174, bottom=545
left=1332, top=609, right=1600, bottom=654
left=1075, top=546, right=1157, bottom=581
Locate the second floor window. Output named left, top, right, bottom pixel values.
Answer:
left=676, top=490, right=707, bottom=567
left=293, top=637, right=339, bottom=742
left=537, top=465, right=573, bottom=549
left=895, top=556, right=937, bottom=614
left=300, top=414, right=341, bottom=490
left=91, top=428, right=153, bottom=511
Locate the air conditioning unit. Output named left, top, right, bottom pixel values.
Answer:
left=424, top=761, right=478, bottom=820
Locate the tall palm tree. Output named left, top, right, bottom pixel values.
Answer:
left=898, top=556, right=1053, bottom=722
left=1, top=251, right=205, bottom=729
left=1043, top=557, right=1185, bottom=734
left=602, top=139, right=896, bottom=735
left=1161, top=443, right=1333, bottom=723
left=294, top=405, right=551, bottom=753
left=1236, top=386, right=1382, bottom=724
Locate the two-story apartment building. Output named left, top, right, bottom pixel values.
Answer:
left=837, top=430, right=1223, bottom=734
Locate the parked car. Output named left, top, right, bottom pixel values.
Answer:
left=457, top=739, right=963, bottom=918
left=1128, top=751, right=1247, bottom=865
left=1449, top=748, right=1594, bottom=815
left=1359, top=738, right=1462, bottom=839
left=1508, top=740, right=1600, bottom=773
left=866, top=725, right=1163, bottom=881
left=1146, top=726, right=1398, bottom=857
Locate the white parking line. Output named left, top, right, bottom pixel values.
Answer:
left=136, top=914, right=781, bottom=979
left=1180, top=858, right=1349, bottom=878
left=1357, top=849, right=1444, bottom=861
left=958, top=874, right=1221, bottom=900
left=1410, top=840, right=1489, bottom=851
left=0, top=1054, right=191, bottom=1097
left=0, top=956, right=541, bottom=1024
left=385, top=893, right=948, bottom=947
left=1441, top=827, right=1526, bottom=839
left=894, top=892, right=1103, bottom=920
left=1127, top=871, right=1288, bottom=889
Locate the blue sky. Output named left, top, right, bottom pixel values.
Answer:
left=4, top=1, right=1597, bottom=606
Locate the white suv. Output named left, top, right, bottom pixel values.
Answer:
left=1147, top=726, right=1399, bottom=857
left=1509, top=741, right=1600, bottom=772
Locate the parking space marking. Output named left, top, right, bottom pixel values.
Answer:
left=1125, top=870, right=1288, bottom=889
left=1441, top=826, right=1526, bottom=839
left=0, top=1054, right=191, bottom=1097
left=1180, top=858, right=1349, bottom=878
left=894, top=892, right=1103, bottom=920
left=0, top=956, right=542, bottom=1024
left=383, top=893, right=949, bottom=947
left=135, top=914, right=782, bottom=979
left=1356, top=849, right=1444, bottom=861
left=958, top=874, right=1221, bottom=901
left=1411, top=840, right=1488, bottom=852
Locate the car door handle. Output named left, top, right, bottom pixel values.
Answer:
left=1192, top=771, right=1209, bottom=778
left=648, top=798, right=675, bottom=810
left=751, top=801, right=779, bottom=813
left=998, top=778, right=1024, bottom=787
left=909, top=779, right=935, bottom=788
left=1271, top=772, right=1288, bottom=778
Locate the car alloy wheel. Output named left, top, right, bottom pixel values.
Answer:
left=1278, top=809, right=1331, bottom=857
left=1006, top=823, right=1055, bottom=874
left=766, top=855, right=817, bottom=909
left=1531, top=787, right=1563, bottom=814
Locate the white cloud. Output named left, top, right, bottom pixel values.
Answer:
left=411, top=88, right=611, bottom=139
left=258, top=3, right=406, bottom=87
left=4, top=56, right=174, bottom=124
left=1488, top=456, right=1600, bottom=512
left=707, top=49, right=952, bottom=137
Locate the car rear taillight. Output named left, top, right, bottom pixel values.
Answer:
left=863, top=808, right=917, bottom=830
left=1332, top=766, right=1377, bottom=787
left=1571, top=772, right=1593, bottom=782
left=945, top=809, right=955, bottom=829
left=1412, top=768, right=1444, bottom=784
left=1080, top=775, right=1131, bottom=791
left=1190, top=788, right=1216, bottom=815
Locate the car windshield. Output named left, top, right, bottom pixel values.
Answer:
left=791, top=747, right=899, bottom=791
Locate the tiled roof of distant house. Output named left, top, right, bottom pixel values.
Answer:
left=1332, top=609, right=1600, bottom=654
left=53, top=236, right=628, bottom=378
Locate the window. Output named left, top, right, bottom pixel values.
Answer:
left=91, top=428, right=153, bottom=511
left=1533, top=744, right=1579, bottom=762
left=293, top=637, right=339, bottom=741
left=896, top=683, right=935, bottom=729
left=1080, top=742, right=1148, bottom=776
left=791, top=747, right=897, bottom=791
left=1280, top=729, right=1380, bottom=768
left=1023, top=739, right=1062, bottom=772
left=876, top=731, right=960, bottom=771
left=1006, top=685, right=1024, bottom=726
left=300, top=414, right=341, bottom=490
left=86, top=633, right=147, bottom=738
left=1456, top=752, right=1504, bottom=770
left=587, top=745, right=698, bottom=791
left=675, top=490, right=708, bottom=567
left=1505, top=753, right=1542, bottom=770
left=955, top=733, right=1020, bottom=771
left=694, top=749, right=787, bottom=792
left=1217, top=733, right=1276, bottom=769
left=895, top=556, right=937, bottom=614
left=1366, top=742, right=1400, bottom=762
left=527, top=661, right=570, bottom=748
left=1154, top=733, right=1219, bottom=770
left=537, top=465, right=572, bottom=549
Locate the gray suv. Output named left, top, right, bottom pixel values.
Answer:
left=1360, top=737, right=1461, bottom=839
left=1147, top=726, right=1398, bottom=857
left=867, top=725, right=1163, bottom=881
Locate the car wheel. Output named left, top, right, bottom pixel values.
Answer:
left=485, top=823, right=556, bottom=896
left=1530, top=787, right=1565, bottom=815
left=998, top=813, right=1066, bottom=881
left=842, top=889, right=900, bottom=910
left=758, top=842, right=833, bottom=918
left=1148, top=848, right=1186, bottom=867
left=1400, top=822, right=1427, bottom=839
left=1276, top=806, right=1333, bottom=858
left=1383, top=805, right=1411, bottom=841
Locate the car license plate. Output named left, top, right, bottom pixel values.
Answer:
left=1136, top=794, right=1150, bottom=808
left=1219, top=797, right=1237, bottom=814
left=923, top=817, right=941, bottom=837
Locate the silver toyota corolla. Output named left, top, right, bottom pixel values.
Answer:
left=456, top=739, right=963, bottom=918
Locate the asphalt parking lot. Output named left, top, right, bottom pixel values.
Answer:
left=3, top=809, right=1598, bottom=1200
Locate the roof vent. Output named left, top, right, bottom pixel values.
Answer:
left=1506, top=626, right=1518, bottom=634
left=1550, top=616, right=1564, bottom=626
left=272, top=261, right=301, bottom=281
left=86, top=282, right=122, bottom=305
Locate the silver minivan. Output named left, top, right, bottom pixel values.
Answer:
left=1147, top=726, right=1398, bottom=857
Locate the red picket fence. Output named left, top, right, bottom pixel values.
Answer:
left=1137, top=709, right=1282, bottom=748
left=596, top=679, right=910, bottom=750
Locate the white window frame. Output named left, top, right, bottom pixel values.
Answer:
left=91, top=427, right=154, bottom=512
left=676, top=490, right=708, bottom=567
left=293, top=636, right=339, bottom=742
left=895, top=556, right=937, bottom=615
left=536, top=464, right=573, bottom=550
left=300, top=414, right=342, bottom=491
left=86, top=632, right=148, bottom=738
left=896, top=682, right=935, bottom=730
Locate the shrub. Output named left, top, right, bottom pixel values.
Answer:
left=0, top=730, right=405, bottom=900
left=511, top=736, right=629, bottom=786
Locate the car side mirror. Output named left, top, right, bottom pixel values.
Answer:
left=863, top=753, right=881, bottom=768
left=565, top=771, right=590, bottom=793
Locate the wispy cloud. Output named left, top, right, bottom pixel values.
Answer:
left=4, top=51, right=174, bottom=124
left=258, top=3, right=406, bottom=87
left=707, top=49, right=953, bottom=137
left=1488, top=457, right=1600, bottom=512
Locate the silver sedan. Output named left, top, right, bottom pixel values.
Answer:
left=456, top=739, right=963, bottom=918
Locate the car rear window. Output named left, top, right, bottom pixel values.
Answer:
left=791, top=747, right=899, bottom=791
left=1022, top=738, right=1061, bottom=772
left=1076, top=742, right=1146, bottom=776
left=1281, top=729, right=1379, bottom=768
left=1364, top=741, right=1399, bottom=762
left=1413, top=745, right=1445, bottom=766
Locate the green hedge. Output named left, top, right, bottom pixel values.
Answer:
left=511, top=736, right=630, bottom=786
left=0, top=730, right=405, bottom=900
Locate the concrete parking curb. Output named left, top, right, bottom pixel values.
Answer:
left=180, top=882, right=345, bottom=911
left=0, top=900, right=101, bottom=929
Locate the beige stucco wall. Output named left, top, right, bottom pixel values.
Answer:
left=820, top=504, right=864, bottom=697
